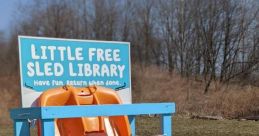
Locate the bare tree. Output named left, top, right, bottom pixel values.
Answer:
left=3, top=0, right=259, bottom=93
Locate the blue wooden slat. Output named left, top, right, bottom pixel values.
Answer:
left=41, top=119, right=55, bottom=136
left=10, top=107, right=41, bottom=120
left=41, top=103, right=175, bottom=119
left=128, top=115, right=136, bottom=136
left=14, top=119, right=30, bottom=136
left=10, top=103, right=175, bottom=120
left=161, top=114, right=172, bottom=136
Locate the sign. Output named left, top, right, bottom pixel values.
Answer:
left=19, top=36, right=131, bottom=107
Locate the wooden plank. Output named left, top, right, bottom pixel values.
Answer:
left=10, top=107, right=41, bottom=120
left=41, top=119, right=55, bottom=136
left=40, top=103, right=175, bottom=119
left=161, top=114, right=172, bottom=136
left=14, top=119, right=30, bottom=136
left=129, top=115, right=136, bottom=136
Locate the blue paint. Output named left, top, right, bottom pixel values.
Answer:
left=40, top=103, right=175, bottom=119
left=14, top=119, right=30, bottom=136
left=161, top=114, right=172, bottom=136
left=10, top=107, right=41, bottom=119
left=10, top=103, right=175, bottom=136
left=129, top=115, right=136, bottom=136
left=41, top=119, right=55, bottom=136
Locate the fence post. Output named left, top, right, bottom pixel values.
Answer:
left=129, top=115, right=136, bottom=136
left=161, top=114, right=172, bottom=136
left=41, top=119, right=55, bottom=136
left=14, top=119, right=30, bottom=136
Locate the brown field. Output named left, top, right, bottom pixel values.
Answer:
left=132, top=65, right=259, bottom=119
left=0, top=76, right=20, bottom=125
left=0, top=66, right=259, bottom=135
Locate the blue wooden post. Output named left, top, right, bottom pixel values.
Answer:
left=129, top=115, right=136, bottom=136
left=14, top=119, right=30, bottom=136
left=41, top=119, right=55, bottom=136
left=161, top=114, right=172, bottom=136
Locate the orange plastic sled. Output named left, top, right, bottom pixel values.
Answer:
left=37, top=85, right=131, bottom=136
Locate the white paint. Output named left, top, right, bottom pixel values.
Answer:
left=116, top=88, right=131, bottom=104
left=44, top=62, right=53, bottom=76
left=27, top=62, right=35, bottom=77
left=117, top=65, right=125, bottom=78
left=48, top=46, right=56, bottom=61
left=93, top=64, right=101, bottom=76
left=40, top=46, right=47, bottom=59
left=57, top=46, right=66, bottom=61
left=54, top=63, right=64, bottom=76
left=22, top=87, right=42, bottom=107
left=69, top=62, right=77, bottom=76
left=31, top=44, right=40, bottom=59
left=88, top=48, right=96, bottom=61
left=75, top=48, right=83, bottom=60
left=113, top=49, right=120, bottom=61
left=67, top=46, right=75, bottom=60
left=84, top=64, right=92, bottom=76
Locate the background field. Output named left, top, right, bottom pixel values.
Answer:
left=1, top=66, right=259, bottom=135
left=1, top=116, right=259, bottom=136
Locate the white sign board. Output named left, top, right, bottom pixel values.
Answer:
left=18, top=36, right=131, bottom=107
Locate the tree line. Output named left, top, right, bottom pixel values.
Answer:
left=1, top=0, right=258, bottom=93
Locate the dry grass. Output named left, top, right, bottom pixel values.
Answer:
left=136, top=116, right=259, bottom=136
left=0, top=76, right=20, bottom=125
left=132, top=65, right=259, bottom=119
left=0, top=65, right=258, bottom=126
left=1, top=116, right=259, bottom=136
left=0, top=66, right=259, bottom=135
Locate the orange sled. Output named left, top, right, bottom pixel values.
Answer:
left=37, top=85, right=131, bottom=136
